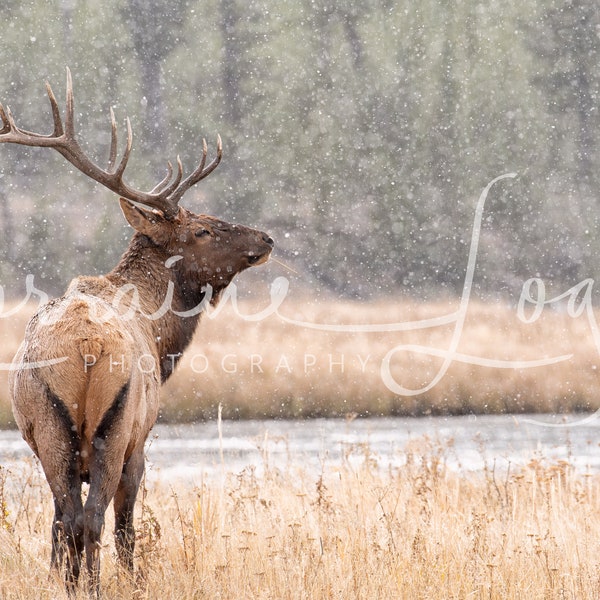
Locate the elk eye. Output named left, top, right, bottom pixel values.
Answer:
left=195, top=228, right=211, bottom=238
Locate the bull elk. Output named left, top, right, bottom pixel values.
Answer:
left=0, top=69, right=273, bottom=596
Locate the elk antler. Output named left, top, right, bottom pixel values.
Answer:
left=0, top=68, right=221, bottom=219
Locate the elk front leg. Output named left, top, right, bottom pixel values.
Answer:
left=113, top=446, right=145, bottom=573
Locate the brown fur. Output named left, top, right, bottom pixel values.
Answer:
left=9, top=200, right=273, bottom=594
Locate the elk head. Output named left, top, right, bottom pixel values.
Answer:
left=118, top=201, right=273, bottom=305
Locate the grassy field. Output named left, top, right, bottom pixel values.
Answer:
left=0, top=295, right=599, bottom=425
left=2, top=296, right=600, bottom=598
left=1, top=438, right=599, bottom=599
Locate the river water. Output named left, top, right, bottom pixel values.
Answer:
left=1, top=413, right=600, bottom=484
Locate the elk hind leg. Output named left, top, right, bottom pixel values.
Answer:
left=31, top=386, right=84, bottom=589
left=84, top=452, right=127, bottom=597
left=83, top=382, right=130, bottom=596
left=50, top=496, right=84, bottom=588
left=113, top=446, right=145, bottom=574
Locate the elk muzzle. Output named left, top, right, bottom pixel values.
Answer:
left=247, top=232, right=274, bottom=266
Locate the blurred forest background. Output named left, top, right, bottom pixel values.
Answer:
left=0, top=0, right=598, bottom=302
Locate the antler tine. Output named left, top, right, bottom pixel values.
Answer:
left=2, top=104, right=28, bottom=139
left=151, top=156, right=184, bottom=195
left=202, top=134, right=223, bottom=180
left=0, top=103, right=11, bottom=134
left=168, top=135, right=222, bottom=206
left=45, top=80, right=64, bottom=137
left=113, top=117, right=133, bottom=179
left=149, top=161, right=174, bottom=195
left=63, top=67, right=75, bottom=140
left=0, top=102, right=39, bottom=141
left=107, top=107, right=118, bottom=172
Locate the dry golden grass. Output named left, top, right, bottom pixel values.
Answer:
left=1, top=295, right=600, bottom=424
left=1, top=438, right=600, bottom=599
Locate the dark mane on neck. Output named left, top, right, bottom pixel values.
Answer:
left=106, top=233, right=209, bottom=381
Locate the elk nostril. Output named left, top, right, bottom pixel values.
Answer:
left=263, top=235, right=274, bottom=247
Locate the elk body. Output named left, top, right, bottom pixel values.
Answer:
left=0, top=70, right=273, bottom=596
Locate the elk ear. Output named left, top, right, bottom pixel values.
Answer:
left=119, top=198, right=173, bottom=245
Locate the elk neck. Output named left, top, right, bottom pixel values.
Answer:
left=106, top=233, right=219, bottom=381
